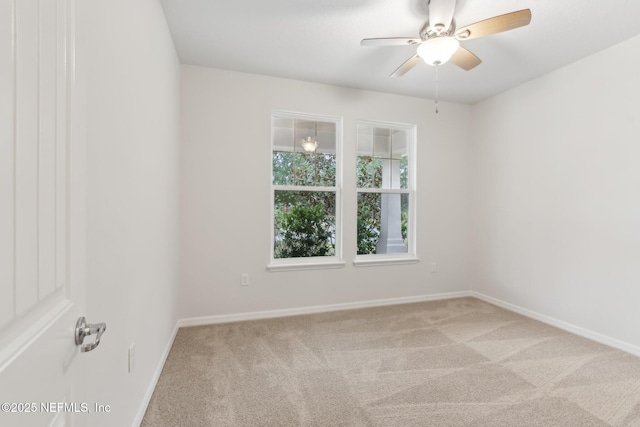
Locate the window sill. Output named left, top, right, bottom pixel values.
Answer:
left=353, top=256, right=420, bottom=267
left=267, top=260, right=346, bottom=272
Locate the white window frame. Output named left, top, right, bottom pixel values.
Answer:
left=268, top=111, right=344, bottom=272
left=353, top=120, right=418, bottom=267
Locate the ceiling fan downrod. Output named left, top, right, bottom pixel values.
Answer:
left=434, top=63, right=440, bottom=114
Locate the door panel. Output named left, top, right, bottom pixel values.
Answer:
left=0, top=0, right=15, bottom=328
left=14, top=0, right=39, bottom=315
left=0, top=0, right=86, bottom=426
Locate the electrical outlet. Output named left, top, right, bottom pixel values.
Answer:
left=430, top=262, right=437, bottom=273
left=241, top=273, right=249, bottom=286
left=128, top=343, right=136, bottom=373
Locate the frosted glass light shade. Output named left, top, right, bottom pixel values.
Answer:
left=417, top=37, right=460, bottom=66
left=301, top=137, right=318, bottom=152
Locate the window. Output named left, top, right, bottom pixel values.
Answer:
left=269, top=112, right=343, bottom=270
left=355, top=121, right=416, bottom=265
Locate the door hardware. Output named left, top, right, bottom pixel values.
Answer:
left=75, top=317, right=107, bottom=353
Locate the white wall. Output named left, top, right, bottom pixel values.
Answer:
left=76, top=0, right=180, bottom=425
left=179, top=66, right=472, bottom=319
left=470, top=35, right=640, bottom=348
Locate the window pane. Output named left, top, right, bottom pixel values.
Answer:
left=272, top=117, right=337, bottom=187
left=357, top=125, right=408, bottom=190
left=400, top=156, right=408, bottom=190
left=274, top=190, right=336, bottom=258
left=356, top=156, right=382, bottom=188
left=357, top=192, right=408, bottom=255
left=272, top=151, right=336, bottom=186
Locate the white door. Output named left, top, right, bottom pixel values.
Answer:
left=0, top=1, right=93, bottom=426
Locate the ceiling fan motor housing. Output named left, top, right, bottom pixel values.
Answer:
left=420, top=19, right=456, bottom=40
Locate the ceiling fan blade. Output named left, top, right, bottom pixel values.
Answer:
left=428, top=0, right=457, bottom=33
left=361, top=37, right=421, bottom=46
left=450, top=47, right=482, bottom=70
left=455, top=9, right=531, bottom=40
left=390, top=54, right=422, bottom=77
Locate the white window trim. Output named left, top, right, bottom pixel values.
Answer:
left=353, top=255, right=420, bottom=267
left=267, top=259, right=346, bottom=272
left=273, top=185, right=336, bottom=193
left=269, top=111, right=344, bottom=271
left=354, top=120, right=418, bottom=265
left=356, top=188, right=410, bottom=194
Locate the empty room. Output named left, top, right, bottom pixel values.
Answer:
left=1, top=0, right=640, bottom=426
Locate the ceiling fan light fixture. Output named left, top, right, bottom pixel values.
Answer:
left=417, top=37, right=460, bottom=66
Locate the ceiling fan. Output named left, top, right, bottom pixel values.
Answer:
left=361, top=0, right=532, bottom=76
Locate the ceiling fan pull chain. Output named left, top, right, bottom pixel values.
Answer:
left=435, top=63, right=440, bottom=114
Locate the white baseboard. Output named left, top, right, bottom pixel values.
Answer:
left=472, top=291, right=640, bottom=358
left=177, top=291, right=473, bottom=328
left=131, top=322, right=180, bottom=427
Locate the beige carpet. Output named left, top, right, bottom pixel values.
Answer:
left=142, top=297, right=640, bottom=426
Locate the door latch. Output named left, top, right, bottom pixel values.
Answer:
left=75, top=317, right=107, bottom=353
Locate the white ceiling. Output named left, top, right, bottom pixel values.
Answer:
left=159, top=0, right=640, bottom=104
